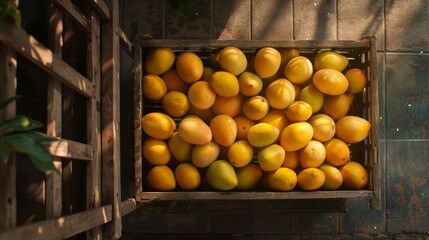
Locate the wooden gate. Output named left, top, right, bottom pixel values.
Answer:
left=0, top=0, right=137, bottom=239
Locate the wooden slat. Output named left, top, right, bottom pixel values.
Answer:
left=0, top=41, right=17, bottom=231
left=140, top=191, right=373, bottom=201
left=52, top=0, right=90, bottom=31
left=136, top=37, right=372, bottom=49
left=101, top=0, right=122, bottom=238
left=86, top=11, right=102, bottom=240
left=0, top=19, right=93, bottom=97
left=119, top=28, right=133, bottom=57
left=87, top=0, right=110, bottom=21
left=45, top=138, right=93, bottom=161
left=45, top=4, right=63, bottom=220
left=0, top=199, right=139, bottom=240
left=133, top=43, right=142, bottom=201
left=368, top=36, right=381, bottom=209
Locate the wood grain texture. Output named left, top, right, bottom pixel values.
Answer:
left=53, top=0, right=90, bottom=31
left=87, top=0, right=110, bottom=20
left=213, top=0, right=251, bottom=40
left=101, top=0, right=122, bottom=238
left=0, top=20, right=93, bottom=97
left=251, top=0, right=293, bottom=40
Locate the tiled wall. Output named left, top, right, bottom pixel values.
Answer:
left=120, top=0, right=429, bottom=237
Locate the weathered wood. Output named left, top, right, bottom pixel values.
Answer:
left=86, top=11, right=102, bottom=240
left=119, top=28, right=133, bottom=57
left=52, top=0, right=90, bottom=31
left=0, top=199, right=138, bottom=240
left=87, top=0, right=110, bottom=21
left=140, top=191, right=373, bottom=201
left=0, top=19, right=93, bottom=97
left=136, top=37, right=371, bottom=49
left=133, top=44, right=142, bottom=201
left=0, top=41, right=17, bottom=231
left=101, top=0, right=122, bottom=238
left=45, top=4, right=63, bottom=220
left=45, top=137, right=93, bottom=161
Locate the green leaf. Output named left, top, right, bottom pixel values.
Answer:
left=3, top=133, right=55, bottom=172
left=0, top=142, right=10, bottom=164
left=24, top=131, right=57, bottom=143
left=0, top=95, right=22, bottom=110
left=0, top=115, right=44, bottom=132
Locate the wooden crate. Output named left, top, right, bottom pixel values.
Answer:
left=133, top=37, right=380, bottom=209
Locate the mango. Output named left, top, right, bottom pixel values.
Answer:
left=278, top=48, right=299, bottom=70
left=201, top=67, right=216, bottom=82
left=210, top=71, right=240, bottom=97
left=212, top=94, right=243, bottom=118
left=340, top=161, right=368, bottom=190
left=266, top=167, right=297, bottom=191
left=143, top=138, right=171, bottom=166
left=308, top=114, right=336, bottom=142
left=335, top=116, right=371, bottom=144
left=284, top=56, right=313, bottom=84
left=148, top=165, right=176, bottom=191
left=314, top=50, right=349, bottom=72
left=174, top=163, right=201, bottom=190
left=298, top=84, right=324, bottom=113
left=206, top=160, right=238, bottom=190
left=168, top=132, right=193, bottom=163
left=254, top=47, right=281, bottom=79
left=191, top=140, right=220, bottom=168
left=234, top=115, right=255, bottom=141
left=258, top=144, right=285, bottom=171
left=188, top=105, right=215, bottom=124
left=313, top=69, right=349, bottom=95
left=345, top=68, right=367, bottom=94
left=282, top=150, right=299, bottom=170
left=242, top=95, right=269, bottom=121
left=280, top=122, right=313, bottom=151
left=319, top=163, right=343, bottom=190
left=161, top=69, right=189, bottom=93
left=299, top=140, right=326, bottom=168
left=144, top=47, right=175, bottom=75
left=247, top=123, right=279, bottom=147
left=178, top=116, right=212, bottom=145
left=218, top=46, right=247, bottom=76
left=210, top=115, right=237, bottom=147
left=259, top=109, right=289, bottom=136
left=176, top=51, right=204, bottom=83
left=322, top=93, right=354, bottom=120
left=265, top=78, right=296, bottom=109
left=297, top=168, right=326, bottom=191
left=187, top=81, right=216, bottom=110
left=141, top=112, right=176, bottom=139
left=324, top=138, right=350, bottom=166
left=162, top=91, right=190, bottom=117
left=228, top=140, right=254, bottom=168
left=142, top=74, right=167, bottom=100
left=286, top=101, right=313, bottom=122
left=235, top=163, right=262, bottom=191
left=238, top=71, right=263, bottom=97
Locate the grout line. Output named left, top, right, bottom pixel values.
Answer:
left=292, top=0, right=295, bottom=40
left=210, top=0, right=214, bottom=40
left=249, top=0, right=252, bottom=40
left=163, top=0, right=166, bottom=39
left=384, top=139, right=429, bottom=142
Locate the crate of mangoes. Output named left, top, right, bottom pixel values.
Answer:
left=132, top=37, right=380, bottom=208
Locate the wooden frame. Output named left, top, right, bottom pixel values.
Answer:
left=0, top=0, right=138, bottom=239
left=133, top=37, right=380, bottom=209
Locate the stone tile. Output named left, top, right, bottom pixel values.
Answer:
left=122, top=0, right=165, bottom=39
left=337, top=0, right=385, bottom=51
left=385, top=53, right=429, bottom=139
left=295, top=213, right=338, bottom=234
left=165, top=0, right=211, bottom=39
left=339, top=140, right=386, bottom=233
left=293, top=0, right=337, bottom=41
left=253, top=212, right=294, bottom=233
left=164, top=213, right=211, bottom=233
left=251, top=0, right=293, bottom=40
left=211, top=212, right=253, bottom=233
left=213, top=0, right=251, bottom=40
left=385, top=0, right=429, bottom=52
left=386, top=140, right=429, bottom=233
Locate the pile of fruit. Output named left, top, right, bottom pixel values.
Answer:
left=140, top=45, right=371, bottom=192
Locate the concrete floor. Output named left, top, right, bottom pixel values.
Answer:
left=120, top=0, right=429, bottom=238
